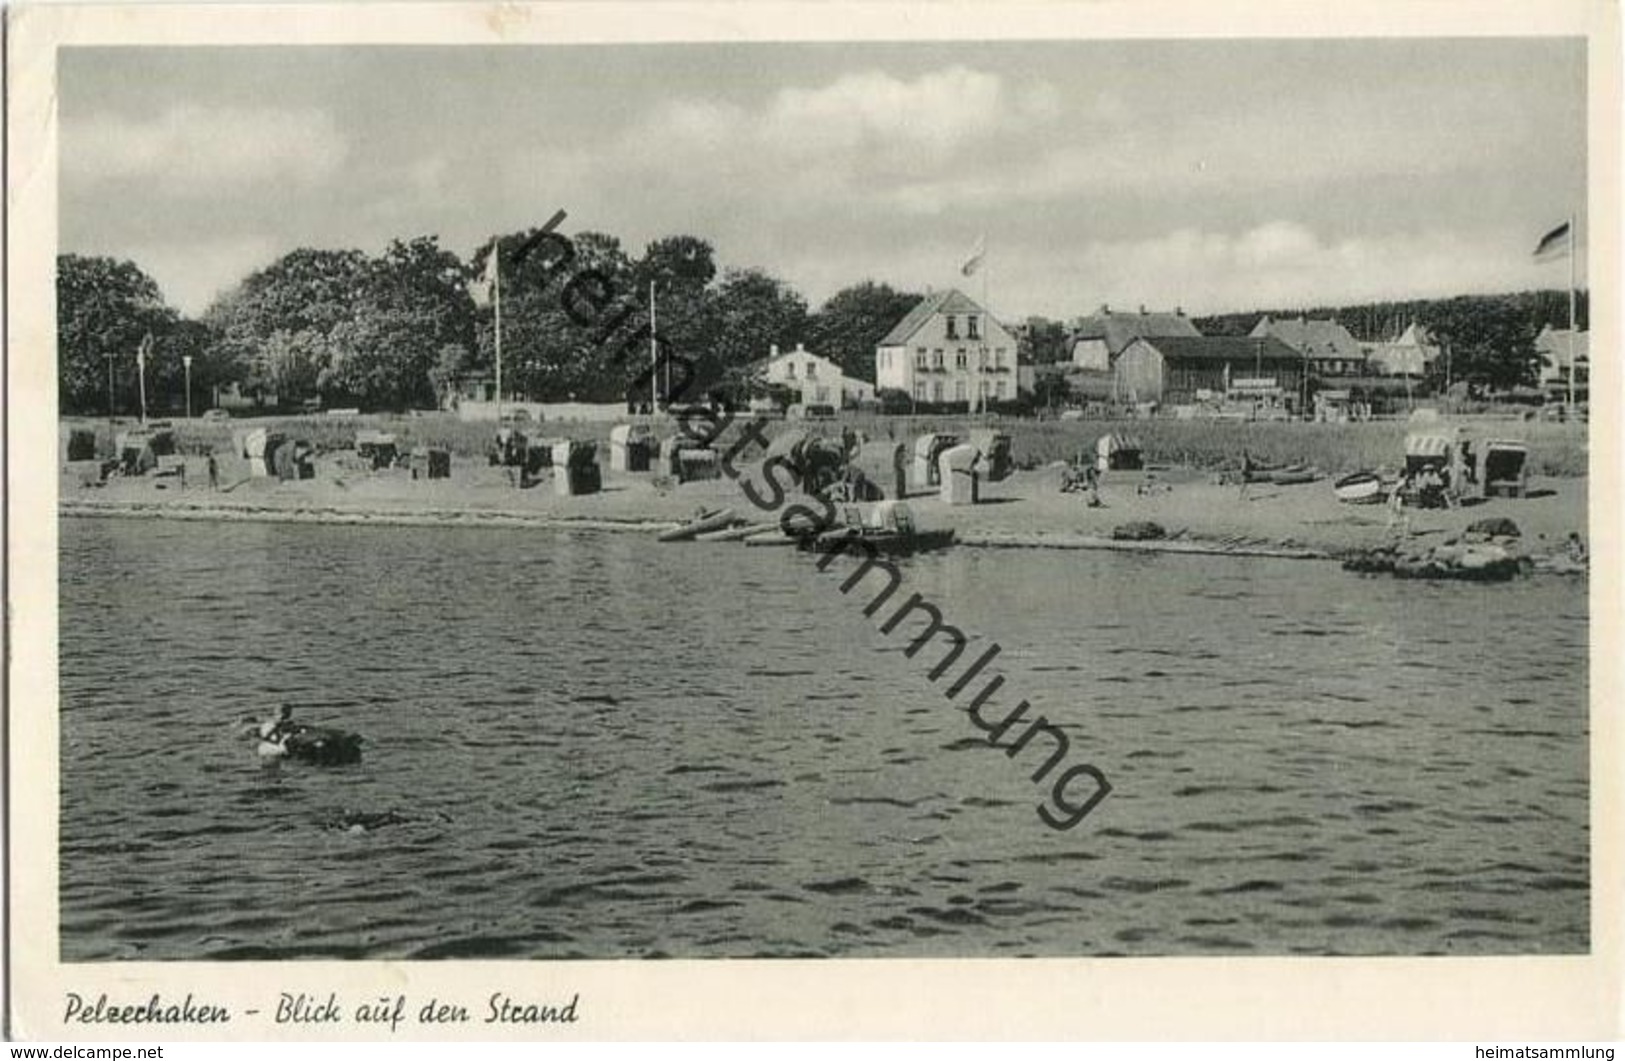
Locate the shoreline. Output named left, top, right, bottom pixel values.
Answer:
left=58, top=452, right=1589, bottom=566
left=59, top=498, right=1338, bottom=560
left=59, top=498, right=682, bottom=535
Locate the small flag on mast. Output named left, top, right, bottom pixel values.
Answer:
left=960, top=235, right=986, bottom=277
left=1533, top=221, right=1572, bottom=261
left=472, top=246, right=500, bottom=307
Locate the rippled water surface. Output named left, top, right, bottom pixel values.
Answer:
left=59, top=517, right=1588, bottom=959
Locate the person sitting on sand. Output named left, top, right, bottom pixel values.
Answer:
left=1565, top=532, right=1588, bottom=566
left=1085, top=464, right=1105, bottom=508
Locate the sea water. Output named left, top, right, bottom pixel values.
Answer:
left=58, top=517, right=1588, bottom=959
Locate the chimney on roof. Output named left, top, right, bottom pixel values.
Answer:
left=1175, top=306, right=1184, bottom=316
left=770, top=343, right=780, bottom=358
left=1139, top=304, right=1147, bottom=315
left=795, top=342, right=806, bottom=353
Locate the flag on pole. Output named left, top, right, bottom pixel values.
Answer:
left=960, top=235, right=986, bottom=277
left=472, top=247, right=500, bottom=306
left=1533, top=221, right=1572, bottom=261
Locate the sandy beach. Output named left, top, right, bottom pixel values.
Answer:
left=58, top=450, right=1589, bottom=563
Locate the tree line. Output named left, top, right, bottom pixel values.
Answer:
left=1192, top=289, right=1589, bottom=391
left=57, top=231, right=924, bottom=416
left=58, top=227, right=1588, bottom=416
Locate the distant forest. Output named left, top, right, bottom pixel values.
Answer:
left=1190, top=289, right=1589, bottom=342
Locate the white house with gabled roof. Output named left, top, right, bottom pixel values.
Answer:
left=874, top=289, right=1022, bottom=406
left=759, top=343, right=875, bottom=407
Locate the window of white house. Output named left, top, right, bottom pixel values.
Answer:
left=931, top=350, right=944, bottom=369
left=980, top=380, right=991, bottom=395
left=913, top=382, right=927, bottom=400
left=816, top=386, right=829, bottom=402
left=932, top=381, right=943, bottom=401
left=995, top=380, right=1007, bottom=398
left=785, top=362, right=796, bottom=378
left=994, top=348, right=1005, bottom=368
left=955, top=349, right=967, bottom=368
left=945, top=315, right=958, bottom=339
left=968, top=315, right=980, bottom=340
left=954, top=380, right=967, bottom=402
left=805, top=361, right=817, bottom=378
left=915, top=351, right=929, bottom=370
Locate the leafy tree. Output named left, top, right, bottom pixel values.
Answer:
left=57, top=254, right=181, bottom=415
left=261, top=329, right=331, bottom=401
left=1420, top=297, right=1543, bottom=391
left=323, top=237, right=475, bottom=408
left=474, top=228, right=639, bottom=402
left=633, top=235, right=717, bottom=386
left=804, top=281, right=922, bottom=382
left=203, top=248, right=370, bottom=402
left=1017, top=316, right=1070, bottom=365
left=703, top=267, right=808, bottom=387
left=153, top=318, right=228, bottom=415
left=1031, top=366, right=1072, bottom=411
left=202, top=239, right=473, bottom=409
left=636, top=235, right=717, bottom=292
left=429, top=343, right=472, bottom=408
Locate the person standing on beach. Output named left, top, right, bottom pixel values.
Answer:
left=1387, top=475, right=1410, bottom=536
left=1238, top=450, right=1254, bottom=501
left=206, top=451, right=219, bottom=490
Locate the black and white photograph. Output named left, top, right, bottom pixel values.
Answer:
left=7, top=0, right=1621, bottom=1042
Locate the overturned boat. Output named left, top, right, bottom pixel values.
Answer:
left=657, top=507, right=738, bottom=542
left=1333, top=470, right=1384, bottom=504
left=800, top=501, right=956, bottom=557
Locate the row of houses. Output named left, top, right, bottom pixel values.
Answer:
left=448, top=288, right=1588, bottom=412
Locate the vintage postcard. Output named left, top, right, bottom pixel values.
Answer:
left=6, top=0, right=1621, bottom=1042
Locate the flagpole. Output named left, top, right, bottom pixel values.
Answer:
left=137, top=340, right=149, bottom=425
left=975, top=233, right=988, bottom=415
left=1566, top=213, right=1576, bottom=415
left=978, top=245, right=987, bottom=417
left=493, top=240, right=504, bottom=422
left=649, top=280, right=658, bottom=411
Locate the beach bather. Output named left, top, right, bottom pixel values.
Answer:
left=1386, top=475, right=1411, bottom=535
left=258, top=704, right=297, bottom=745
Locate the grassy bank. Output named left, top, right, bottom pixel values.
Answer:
left=64, top=410, right=1589, bottom=478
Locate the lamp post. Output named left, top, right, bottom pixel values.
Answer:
left=105, top=349, right=116, bottom=457
left=183, top=355, right=194, bottom=419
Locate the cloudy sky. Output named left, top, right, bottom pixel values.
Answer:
left=59, top=39, right=1586, bottom=320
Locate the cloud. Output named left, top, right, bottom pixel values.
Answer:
left=996, top=222, right=1560, bottom=317
left=105, top=236, right=282, bottom=315
left=757, top=220, right=1570, bottom=320
left=589, top=65, right=1056, bottom=197
left=762, top=66, right=1006, bottom=162
left=66, top=105, right=347, bottom=195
